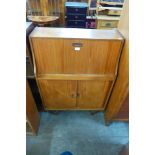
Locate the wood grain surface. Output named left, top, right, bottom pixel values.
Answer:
left=31, top=38, right=122, bottom=75
left=29, top=28, right=124, bottom=110
left=37, top=80, right=77, bottom=109
left=105, top=0, right=129, bottom=123
left=77, top=80, right=112, bottom=109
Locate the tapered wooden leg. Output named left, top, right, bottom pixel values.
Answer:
left=49, top=111, right=61, bottom=115
left=89, top=111, right=100, bottom=115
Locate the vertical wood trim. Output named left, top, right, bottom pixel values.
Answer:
left=102, top=77, right=116, bottom=110
left=105, top=0, right=129, bottom=123
left=36, top=78, right=46, bottom=110
left=40, top=0, right=49, bottom=16
left=103, top=40, right=124, bottom=110
left=62, top=0, right=66, bottom=26
left=26, top=80, right=40, bottom=135
left=114, top=39, right=125, bottom=76
left=76, top=80, right=78, bottom=107
left=29, top=37, right=37, bottom=76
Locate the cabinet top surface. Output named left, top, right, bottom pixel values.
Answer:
left=30, top=27, right=123, bottom=40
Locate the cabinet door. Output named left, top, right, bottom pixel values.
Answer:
left=32, top=38, right=122, bottom=74
left=64, top=39, right=122, bottom=74
left=37, top=80, right=77, bottom=109
left=32, top=38, right=64, bottom=74
left=77, top=80, right=112, bottom=109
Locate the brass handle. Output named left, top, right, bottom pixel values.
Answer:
left=70, top=93, right=80, bottom=98
left=77, top=92, right=80, bottom=98
left=70, top=93, right=76, bottom=98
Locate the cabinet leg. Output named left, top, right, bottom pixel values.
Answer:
left=105, top=119, right=111, bottom=126
left=89, top=110, right=100, bottom=115
left=48, top=111, right=61, bottom=115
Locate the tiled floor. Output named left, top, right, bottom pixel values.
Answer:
left=27, top=111, right=129, bottom=155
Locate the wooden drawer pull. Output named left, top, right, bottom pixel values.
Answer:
left=70, top=93, right=76, bottom=98
left=77, top=93, right=80, bottom=98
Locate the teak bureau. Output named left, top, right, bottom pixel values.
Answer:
left=30, top=27, right=124, bottom=110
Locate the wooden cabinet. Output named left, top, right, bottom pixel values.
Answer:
left=26, top=80, right=40, bottom=135
left=105, top=0, right=129, bottom=124
left=30, top=28, right=124, bottom=110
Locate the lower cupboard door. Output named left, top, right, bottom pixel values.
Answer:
left=77, top=80, right=112, bottom=109
left=37, top=80, right=77, bottom=109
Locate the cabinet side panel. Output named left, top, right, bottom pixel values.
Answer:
left=105, top=0, right=129, bottom=122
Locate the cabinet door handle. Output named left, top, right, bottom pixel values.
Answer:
left=77, top=93, right=80, bottom=98
left=70, top=93, right=76, bottom=98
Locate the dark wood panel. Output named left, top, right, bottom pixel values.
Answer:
left=26, top=80, right=40, bottom=135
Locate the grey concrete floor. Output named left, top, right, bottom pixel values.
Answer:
left=27, top=111, right=129, bottom=155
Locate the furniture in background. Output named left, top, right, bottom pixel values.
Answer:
left=26, top=0, right=126, bottom=29
left=26, top=23, right=41, bottom=135
left=26, top=0, right=90, bottom=27
left=26, top=0, right=60, bottom=25
left=96, top=0, right=124, bottom=29
left=96, top=15, right=119, bottom=29
left=29, top=28, right=124, bottom=110
left=26, top=22, right=35, bottom=73
left=26, top=22, right=43, bottom=111
left=26, top=80, right=40, bottom=135
left=86, top=16, right=96, bottom=29
left=105, top=0, right=129, bottom=124
left=65, top=2, right=88, bottom=28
